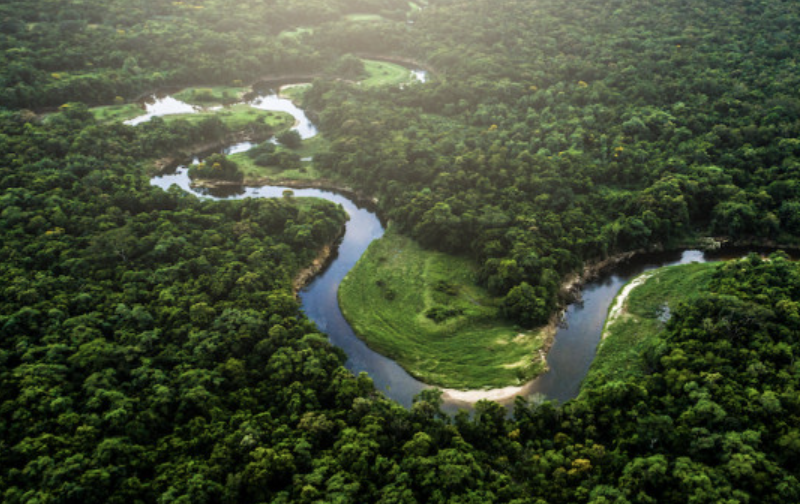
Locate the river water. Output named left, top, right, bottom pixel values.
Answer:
left=145, top=83, right=754, bottom=412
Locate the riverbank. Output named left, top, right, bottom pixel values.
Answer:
left=190, top=175, right=379, bottom=210
left=603, top=271, right=655, bottom=336
left=338, top=227, right=550, bottom=391
left=439, top=316, right=559, bottom=403
left=150, top=130, right=271, bottom=174
left=293, top=228, right=346, bottom=297
left=436, top=248, right=699, bottom=404
left=580, top=261, right=718, bottom=393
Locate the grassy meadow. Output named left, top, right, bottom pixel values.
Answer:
left=338, top=227, right=548, bottom=390
left=279, top=83, right=311, bottom=104
left=278, top=26, right=313, bottom=39
left=89, top=102, right=144, bottom=123
left=360, top=60, right=418, bottom=87
left=343, top=14, right=388, bottom=22
left=581, top=261, right=719, bottom=392
left=161, top=105, right=294, bottom=131
left=230, top=135, right=330, bottom=182
left=172, top=85, right=249, bottom=106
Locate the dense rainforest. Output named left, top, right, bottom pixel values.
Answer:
left=2, top=0, right=800, bottom=501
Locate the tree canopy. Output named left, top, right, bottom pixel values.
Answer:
left=3, top=0, right=800, bottom=501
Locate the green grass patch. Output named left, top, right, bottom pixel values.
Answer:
left=90, top=103, right=144, bottom=123
left=344, top=14, right=387, bottom=22
left=162, top=105, right=294, bottom=131
left=294, top=134, right=329, bottom=159
left=339, top=226, right=548, bottom=389
left=581, top=261, right=720, bottom=393
left=360, top=60, right=417, bottom=88
left=229, top=135, right=330, bottom=182
left=279, top=83, right=311, bottom=105
left=173, top=86, right=249, bottom=106
left=230, top=150, right=322, bottom=182
left=279, top=26, right=313, bottom=39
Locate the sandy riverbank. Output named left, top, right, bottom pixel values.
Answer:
left=602, top=271, right=655, bottom=338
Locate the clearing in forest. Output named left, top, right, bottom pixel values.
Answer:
left=339, top=226, right=548, bottom=389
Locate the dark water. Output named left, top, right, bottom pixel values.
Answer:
left=515, top=249, right=708, bottom=406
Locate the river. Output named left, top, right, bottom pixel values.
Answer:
left=145, top=84, right=752, bottom=412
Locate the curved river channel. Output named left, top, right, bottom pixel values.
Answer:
left=147, top=83, right=749, bottom=412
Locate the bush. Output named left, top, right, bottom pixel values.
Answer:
left=277, top=129, right=302, bottom=149
left=188, top=153, right=243, bottom=183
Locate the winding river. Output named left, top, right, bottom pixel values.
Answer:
left=146, top=83, right=746, bottom=412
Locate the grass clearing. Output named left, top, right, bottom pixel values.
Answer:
left=279, top=83, right=311, bottom=104
left=229, top=135, right=330, bottom=182
left=279, top=26, right=313, bottom=39
left=338, top=226, right=548, bottom=389
left=229, top=151, right=322, bottom=182
left=581, top=261, right=719, bottom=393
left=360, top=60, right=418, bottom=88
left=344, top=14, right=387, bottom=22
left=173, top=86, right=250, bottom=106
left=162, top=105, right=294, bottom=131
left=90, top=103, right=144, bottom=123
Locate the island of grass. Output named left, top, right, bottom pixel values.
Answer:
left=279, top=83, right=311, bottom=104
left=172, top=85, right=249, bottom=106
left=360, top=59, right=422, bottom=88
left=159, top=105, right=294, bottom=131
left=343, top=13, right=389, bottom=23
left=338, top=226, right=549, bottom=390
left=230, top=135, right=330, bottom=183
left=581, top=261, right=719, bottom=393
left=278, top=26, right=313, bottom=39
left=89, top=101, right=295, bottom=132
left=90, top=102, right=145, bottom=123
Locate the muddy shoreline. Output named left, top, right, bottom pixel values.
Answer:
left=292, top=227, right=346, bottom=297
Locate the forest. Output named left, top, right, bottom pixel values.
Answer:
left=2, top=0, right=800, bottom=501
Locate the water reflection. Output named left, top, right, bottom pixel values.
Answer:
left=249, top=92, right=317, bottom=139
left=411, top=69, right=428, bottom=83
left=125, top=95, right=212, bottom=126
left=124, top=88, right=317, bottom=141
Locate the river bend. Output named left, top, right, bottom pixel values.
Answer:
left=146, top=85, right=736, bottom=411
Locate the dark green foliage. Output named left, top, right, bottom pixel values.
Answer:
left=247, top=140, right=278, bottom=166
left=424, top=305, right=463, bottom=323
left=188, top=153, right=243, bottom=183
left=3, top=0, right=800, bottom=502
left=502, top=281, right=550, bottom=327
left=277, top=129, right=303, bottom=149
left=329, top=53, right=368, bottom=80
left=434, top=279, right=458, bottom=296
left=306, top=0, right=800, bottom=325
left=247, top=140, right=302, bottom=169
